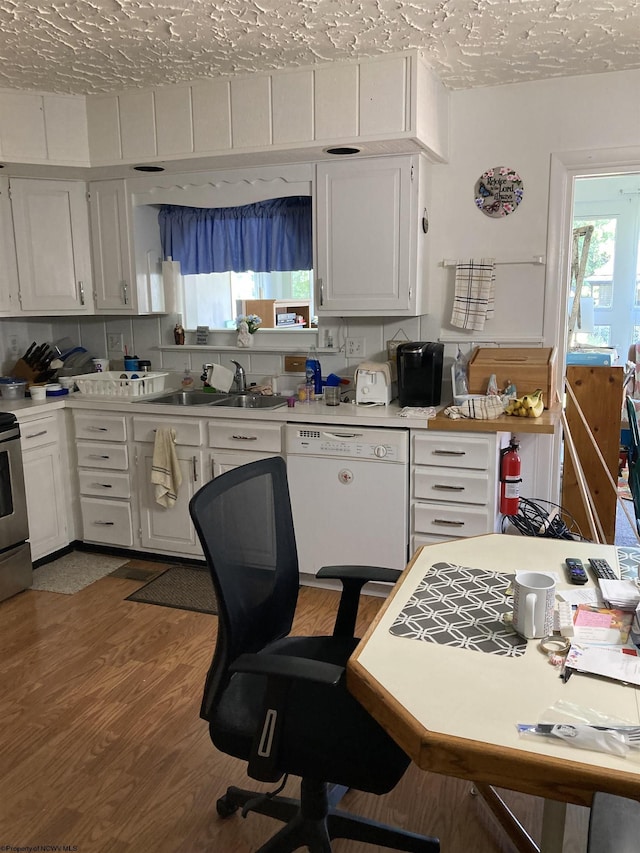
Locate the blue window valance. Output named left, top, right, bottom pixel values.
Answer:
left=158, top=196, right=312, bottom=275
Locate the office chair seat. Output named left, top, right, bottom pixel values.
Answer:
left=189, top=457, right=439, bottom=853
left=211, top=633, right=410, bottom=795
left=588, top=791, right=640, bottom=853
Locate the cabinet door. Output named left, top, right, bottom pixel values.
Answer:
left=11, top=178, right=93, bottom=313
left=316, top=156, right=416, bottom=315
left=0, top=176, right=19, bottom=316
left=23, top=444, right=69, bottom=561
left=89, top=180, right=136, bottom=313
left=137, top=445, right=203, bottom=557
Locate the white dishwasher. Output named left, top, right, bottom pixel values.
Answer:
left=286, top=424, right=409, bottom=582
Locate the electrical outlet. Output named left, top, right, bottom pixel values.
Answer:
left=346, top=337, right=365, bottom=357
left=107, top=333, right=124, bottom=352
left=8, top=335, right=19, bottom=356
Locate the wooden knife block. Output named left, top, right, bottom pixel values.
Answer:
left=10, top=358, right=41, bottom=384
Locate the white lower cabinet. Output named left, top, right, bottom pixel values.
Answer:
left=136, top=445, right=204, bottom=556
left=21, top=413, right=69, bottom=560
left=410, top=430, right=507, bottom=555
left=75, top=411, right=133, bottom=547
left=207, top=419, right=283, bottom=480
left=132, top=415, right=204, bottom=558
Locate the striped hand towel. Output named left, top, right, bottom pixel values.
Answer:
left=151, top=427, right=183, bottom=508
left=450, top=258, right=496, bottom=331
left=444, top=396, right=505, bottom=420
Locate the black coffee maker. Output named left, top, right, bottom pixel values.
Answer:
left=396, top=342, right=444, bottom=406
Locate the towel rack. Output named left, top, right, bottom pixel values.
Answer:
left=441, top=255, right=546, bottom=267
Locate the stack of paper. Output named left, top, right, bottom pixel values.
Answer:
left=598, top=580, right=640, bottom=611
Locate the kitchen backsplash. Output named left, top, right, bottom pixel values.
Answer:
left=0, top=312, right=455, bottom=396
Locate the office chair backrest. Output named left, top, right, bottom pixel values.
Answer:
left=189, top=457, right=299, bottom=719
left=627, top=397, right=639, bottom=466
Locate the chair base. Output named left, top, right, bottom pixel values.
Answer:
left=217, top=778, right=440, bottom=853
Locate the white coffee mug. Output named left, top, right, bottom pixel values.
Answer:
left=512, top=571, right=556, bottom=639
left=92, top=358, right=109, bottom=372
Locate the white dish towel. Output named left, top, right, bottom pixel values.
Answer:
left=450, top=257, right=496, bottom=331
left=151, top=427, right=182, bottom=508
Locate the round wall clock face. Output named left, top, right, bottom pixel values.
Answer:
left=474, top=167, right=524, bottom=218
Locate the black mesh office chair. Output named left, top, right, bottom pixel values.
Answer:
left=189, top=456, right=439, bottom=853
left=626, top=397, right=640, bottom=536
left=588, top=792, right=640, bottom=852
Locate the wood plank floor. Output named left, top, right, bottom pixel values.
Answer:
left=0, top=561, right=590, bottom=852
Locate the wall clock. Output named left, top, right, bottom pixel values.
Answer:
left=475, top=167, right=524, bottom=218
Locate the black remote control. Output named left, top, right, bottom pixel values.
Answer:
left=565, top=558, right=588, bottom=585
left=588, top=557, right=617, bottom=580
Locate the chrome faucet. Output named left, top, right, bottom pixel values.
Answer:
left=230, top=360, right=246, bottom=394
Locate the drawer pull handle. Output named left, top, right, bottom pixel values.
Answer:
left=433, top=484, right=465, bottom=491
left=88, top=454, right=110, bottom=459
left=25, top=430, right=47, bottom=439
left=433, top=518, right=465, bottom=527
left=193, top=455, right=198, bottom=482
left=92, top=482, right=113, bottom=488
left=433, top=449, right=466, bottom=456
left=231, top=434, right=258, bottom=441
left=93, top=520, right=115, bottom=526
left=87, top=426, right=109, bottom=432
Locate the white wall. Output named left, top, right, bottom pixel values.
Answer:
left=2, top=67, right=639, bottom=431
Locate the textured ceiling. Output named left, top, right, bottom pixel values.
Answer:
left=0, top=0, right=638, bottom=96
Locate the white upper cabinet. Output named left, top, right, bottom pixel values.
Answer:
left=10, top=178, right=94, bottom=314
left=315, top=154, right=430, bottom=316
left=89, top=180, right=136, bottom=313
left=90, top=180, right=166, bottom=315
left=0, top=177, right=19, bottom=316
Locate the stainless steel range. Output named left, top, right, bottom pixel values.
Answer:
left=0, top=412, right=32, bottom=601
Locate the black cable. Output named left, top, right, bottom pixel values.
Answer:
left=501, top=496, right=587, bottom=540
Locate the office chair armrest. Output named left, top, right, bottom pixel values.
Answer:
left=316, top=565, right=402, bottom=584
left=316, top=565, right=402, bottom=638
left=231, top=652, right=344, bottom=686
left=231, top=652, right=345, bottom=783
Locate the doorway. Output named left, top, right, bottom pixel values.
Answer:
left=571, top=173, right=640, bottom=353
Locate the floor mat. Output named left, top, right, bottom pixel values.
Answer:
left=125, top=565, right=217, bottom=614
left=31, top=551, right=129, bottom=594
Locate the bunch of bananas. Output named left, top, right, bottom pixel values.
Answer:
left=504, top=389, right=544, bottom=418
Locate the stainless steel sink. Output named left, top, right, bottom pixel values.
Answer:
left=210, top=394, right=289, bottom=410
left=142, top=391, right=229, bottom=406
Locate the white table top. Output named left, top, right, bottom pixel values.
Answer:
left=348, top=535, right=640, bottom=806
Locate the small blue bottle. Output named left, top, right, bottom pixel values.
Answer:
left=306, top=346, right=322, bottom=396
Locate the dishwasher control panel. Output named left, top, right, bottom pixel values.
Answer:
left=286, top=425, right=408, bottom=463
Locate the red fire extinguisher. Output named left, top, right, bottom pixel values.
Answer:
left=500, top=437, right=521, bottom=516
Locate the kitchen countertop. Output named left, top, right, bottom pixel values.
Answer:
left=0, top=392, right=561, bottom=434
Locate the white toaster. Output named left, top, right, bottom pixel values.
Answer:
left=355, top=361, right=394, bottom=406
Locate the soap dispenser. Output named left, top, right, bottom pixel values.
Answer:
left=181, top=367, right=194, bottom=390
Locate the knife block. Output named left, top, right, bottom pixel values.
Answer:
left=11, top=358, right=42, bottom=384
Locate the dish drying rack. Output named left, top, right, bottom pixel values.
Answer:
left=74, top=371, right=168, bottom=397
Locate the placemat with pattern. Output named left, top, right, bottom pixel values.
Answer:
left=389, top=561, right=527, bottom=657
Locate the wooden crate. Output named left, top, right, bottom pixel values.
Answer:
left=466, top=347, right=557, bottom=408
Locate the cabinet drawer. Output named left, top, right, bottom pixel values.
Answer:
left=21, top=416, right=59, bottom=450
left=75, top=412, right=127, bottom=442
left=413, top=502, right=492, bottom=538
left=413, top=466, right=492, bottom=506
left=81, top=497, right=133, bottom=547
left=79, top=470, right=131, bottom=499
left=132, top=416, right=203, bottom=446
left=208, top=420, right=282, bottom=453
left=77, top=441, right=129, bottom=470
left=412, top=433, right=492, bottom=470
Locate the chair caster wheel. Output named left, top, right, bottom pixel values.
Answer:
left=216, top=795, right=239, bottom=818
